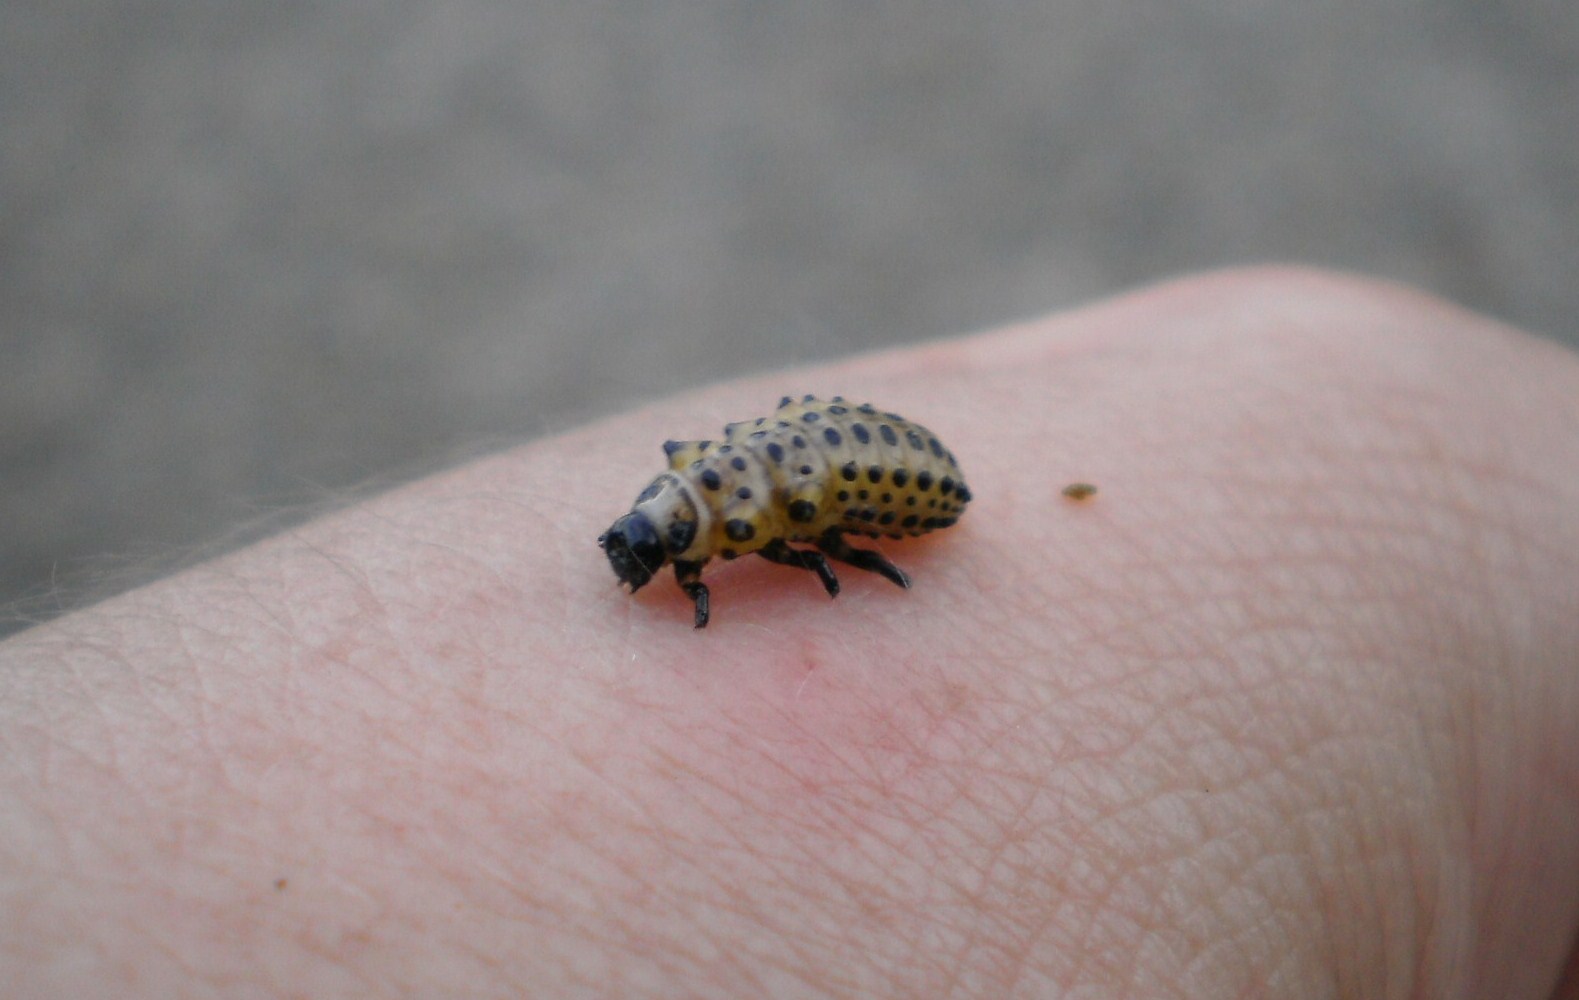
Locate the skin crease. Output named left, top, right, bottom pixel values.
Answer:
left=1, top=268, right=1577, bottom=998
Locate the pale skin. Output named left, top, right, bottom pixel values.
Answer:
left=2, top=268, right=1577, bottom=998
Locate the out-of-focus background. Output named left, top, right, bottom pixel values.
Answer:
left=3, top=2, right=1576, bottom=630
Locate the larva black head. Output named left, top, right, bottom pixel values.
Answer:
left=599, top=511, right=667, bottom=593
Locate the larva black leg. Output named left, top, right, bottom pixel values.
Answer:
left=673, top=560, right=711, bottom=628
left=817, top=530, right=911, bottom=589
left=684, top=583, right=710, bottom=628
left=756, top=539, right=840, bottom=598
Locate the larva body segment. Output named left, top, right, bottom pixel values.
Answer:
left=598, top=395, right=971, bottom=627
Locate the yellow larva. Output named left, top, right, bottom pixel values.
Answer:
left=598, top=395, right=971, bottom=627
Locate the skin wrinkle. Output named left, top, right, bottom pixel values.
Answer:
left=994, top=884, right=1075, bottom=998
left=677, top=850, right=824, bottom=989
left=1042, top=779, right=1191, bottom=983
left=1263, top=786, right=1351, bottom=992
left=678, top=837, right=893, bottom=993
left=555, top=679, right=922, bottom=992
left=1060, top=852, right=1157, bottom=993
left=672, top=663, right=1067, bottom=992
left=1344, top=483, right=1518, bottom=991
left=206, top=530, right=568, bottom=985
left=1048, top=616, right=1433, bottom=992
left=606, top=766, right=811, bottom=975
left=520, top=850, right=701, bottom=997
left=953, top=808, right=1054, bottom=992
left=1132, top=864, right=1224, bottom=998
left=1406, top=815, right=1470, bottom=993
left=1167, top=831, right=1291, bottom=994
left=929, top=772, right=1049, bottom=978
left=1301, top=728, right=1452, bottom=995
left=1356, top=751, right=1438, bottom=994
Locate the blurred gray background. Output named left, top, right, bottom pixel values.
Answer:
left=3, top=1, right=1576, bottom=631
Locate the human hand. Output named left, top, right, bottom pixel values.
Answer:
left=4, top=268, right=1576, bottom=997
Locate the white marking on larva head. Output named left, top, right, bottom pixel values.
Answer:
left=635, top=473, right=710, bottom=558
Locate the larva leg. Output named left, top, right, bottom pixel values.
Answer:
left=816, top=530, right=912, bottom=589
left=756, top=539, right=840, bottom=598
left=673, top=560, right=710, bottom=628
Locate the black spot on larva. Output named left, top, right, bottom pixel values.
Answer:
left=857, top=489, right=869, bottom=500
left=929, top=437, right=945, bottom=458
left=718, top=444, right=733, bottom=454
left=867, top=465, right=883, bottom=484
left=766, top=442, right=785, bottom=463
left=823, top=427, right=842, bottom=447
left=636, top=481, right=663, bottom=503
left=749, top=429, right=767, bottom=440
left=828, top=404, right=848, bottom=415
left=831, top=395, right=845, bottom=402
left=884, top=412, right=905, bottom=422
left=955, top=485, right=972, bottom=503
left=721, top=548, right=738, bottom=560
left=690, top=460, right=704, bottom=470
left=792, top=435, right=806, bottom=449
left=840, top=462, right=858, bottom=482
left=878, top=512, right=896, bottom=526
left=916, top=470, right=934, bottom=491
left=906, top=429, right=925, bottom=451
left=844, top=507, right=860, bottom=519
left=881, top=493, right=892, bottom=503
left=779, top=395, right=794, bottom=409
left=857, top=403, right=877, bottom=415
left=731, top=456, right=748, bottom=471
left=725, top=519, right=755, bottom=542
left=906, top=496, right=917, bottom=506
left=939, top=476, right=954, bottom=496
left=698, top=440, right=713, bottom=451
left=927, top=498, right=937, bottom=508
left=662, top=440, right=683, bottom=456
left=802, top=394, right=815, bottom=403
left=788, top=499, right=817, bottom=522
left=754, top=417, right=765, bottom=426
left=736, top=486, right=753, bottom=500
left=891, top=468, right=909, bottom=488
left=666, top=519, right=696, bottom=551
left=799, top=464, right=813, bottom=476
left=879, top=424, right=898, bottom=446
left=858, top=508, right=877, bottom=522
left=902, top=514, right=919, bottom=528
left=836, top=490, right=850, bottom=502
left=851, top=423, right=870, bottom=444
left=947, top=451, right=959, bottom=468
left=801, top=411, right=820, bottom=422
left=700, top=469, right=722, bottom=490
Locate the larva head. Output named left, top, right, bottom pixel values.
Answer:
left=599, top=473, right=702, bottom=593
left=598, top=511, right=666, bottom=592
